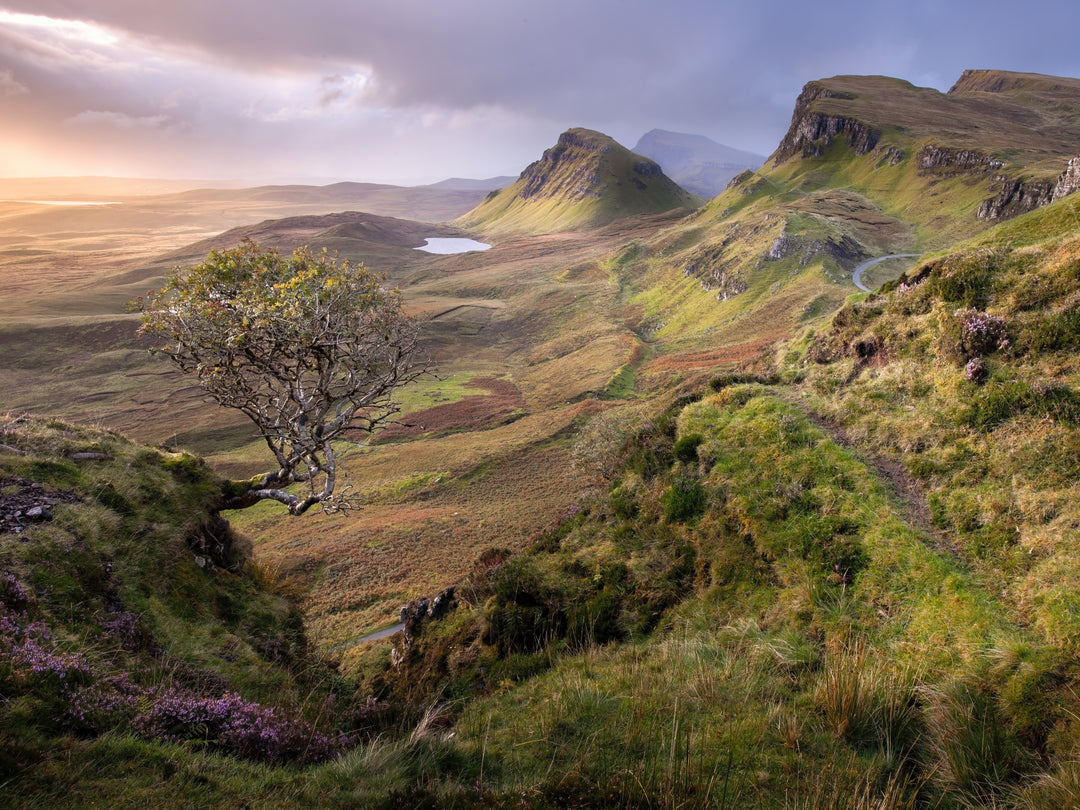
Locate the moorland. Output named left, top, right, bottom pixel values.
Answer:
left=5, top=69, right=1080, bottom=808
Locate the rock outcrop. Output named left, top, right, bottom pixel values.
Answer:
left=680, top=239, right=748, bottom=301
left=977, top=177, right=1056, bottom=221
left=1052, top=156, right=1080, bottom=201
left=771, top=83, right=881, bottom=165
left=978, top=156, right=1080, bottom=221
left=917, top=145, right=1006, bottom=174
left=398, top=586, right=457, bottom=645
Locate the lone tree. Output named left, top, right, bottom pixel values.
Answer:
left=138, top=239, right=426, bottom=515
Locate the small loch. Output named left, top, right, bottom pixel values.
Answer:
left=415, top=237, right=491, bottom=254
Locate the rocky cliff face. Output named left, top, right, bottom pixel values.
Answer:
left=1052, top=156, right=1080, bottom=201
left=519, top=129, right=608, bottom=201
left=917, top=145, right=1006, bottom=174
left=977, top=177, right=1055, bottom=221
left=977, top=155, right=1080, bottom=220
left=771, top=82, right=881, bottom=165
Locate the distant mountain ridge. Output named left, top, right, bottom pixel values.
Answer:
left=632, top=129, right=765, bottom=198
left=458, top=127, right=700, bottom=235
left=423, top=176, right=516, bottom=191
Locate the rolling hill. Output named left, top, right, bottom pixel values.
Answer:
left=5, top=68, right=1080, bottom=807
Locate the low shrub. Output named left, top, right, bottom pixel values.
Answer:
left=661, top=477, right=707, bottom=523
left=927, top=248, right=1005, bottom=309
left=609, top=484, right=639, bottom=519
left=672, top=432, right=704, bottom=463
left=1019, top=307, right=1080, bottom=354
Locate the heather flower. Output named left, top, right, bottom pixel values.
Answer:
left=62, top=674, right=141, bottom=734
left=1, top=606, right=91, bottom=690
left=2, top=590, right=341, bottom=765
left=98, top=610, right=151, bottom=651
left=897, top=276, right=926, bottom=294
left=0, top=569, right=29, bottom=607
left=133, top=686, right=340, bottom=763
left=955, top=308, right=1008, bottom=356
left=965, top=357, right=988, bottom=383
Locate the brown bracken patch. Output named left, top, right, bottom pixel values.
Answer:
left=643, top=335, right=785, bottom=373
left=374, top=377, right=526, bottom=442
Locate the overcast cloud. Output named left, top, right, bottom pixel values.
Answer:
left=1, top=0, right=1078, bottom=184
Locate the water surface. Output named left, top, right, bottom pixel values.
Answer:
left=416, top=237, right=491, bottom=254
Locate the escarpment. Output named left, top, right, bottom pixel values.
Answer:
left=917, top=145, right=1006, bottom=173
left=771, top=82, right=881, bottom=164
left=978, top=155, right=1080, bottom=220
left=1053, top=156, right=1080, bottom=201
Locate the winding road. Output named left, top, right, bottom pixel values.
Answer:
left=852, top=253, right=919, bottom=292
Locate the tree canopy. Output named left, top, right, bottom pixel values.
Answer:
left=138, top=240, right=426, bottom=515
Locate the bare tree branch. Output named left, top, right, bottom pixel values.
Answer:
left=137, top=239, right=428, bottom=515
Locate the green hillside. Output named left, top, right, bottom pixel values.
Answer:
left=590, top=70, right=1080, bottom=353
left=0, top=415, right=380, bottom=804
left=11, top=192, right=1080, bottom=807
left=354, top=179, right=1080, bottom=810
left=457, top=127, right=701, bottom=236
left=6, top=69, right=1080, bottom=807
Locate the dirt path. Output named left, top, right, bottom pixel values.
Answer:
left=783, top=394, right=964, bottom=562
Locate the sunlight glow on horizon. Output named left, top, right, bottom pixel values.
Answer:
left=0, top=10, right=119, bottom=47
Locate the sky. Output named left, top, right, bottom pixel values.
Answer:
left=1, top=0, right=1079, bottom=186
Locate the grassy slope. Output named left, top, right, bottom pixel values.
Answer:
left=355, top=191, right=1080, bottom=808
left=0, top=415, right=389, bottom=806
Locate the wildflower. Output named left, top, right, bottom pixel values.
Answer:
left=955, top=308, right=1008, bottom=356
left=965, top=357, right=988, bottom=383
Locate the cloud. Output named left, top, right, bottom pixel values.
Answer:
left=66, top=109, right=171, bottom=129
left=317, top=72, right=371, bottom=109
left=0, top=66, right=25, bottom=93
left=0, top=9, right=117, bottom=47
left=0, top=0, right=1079, bottom=183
